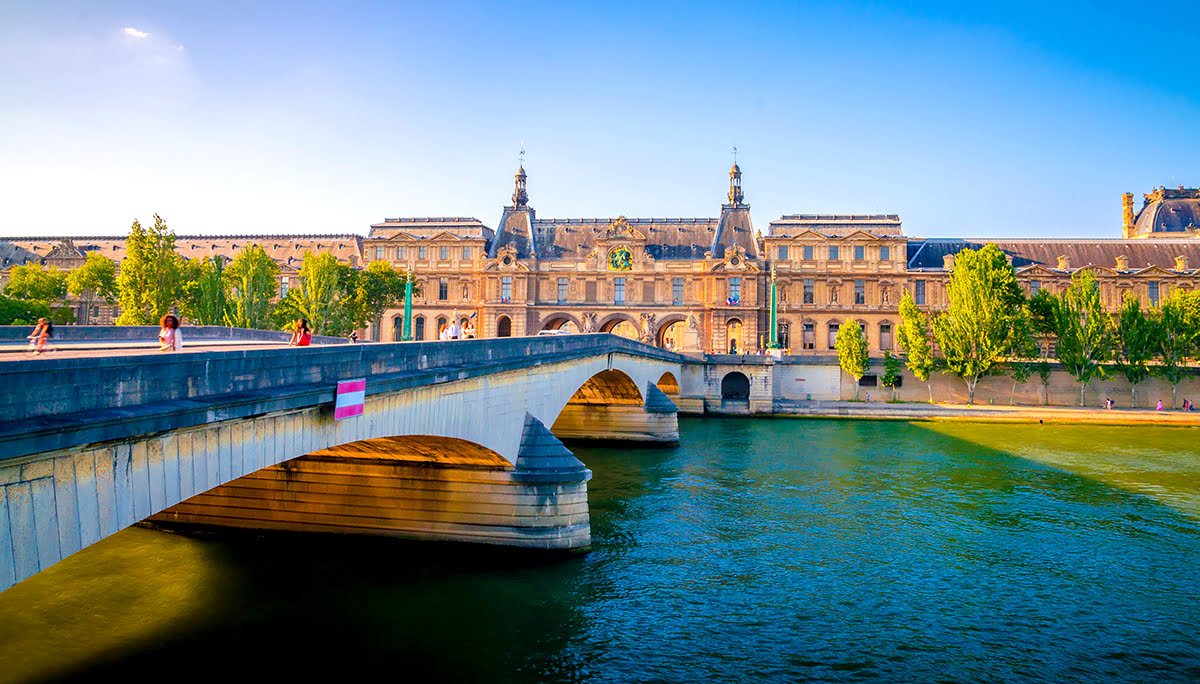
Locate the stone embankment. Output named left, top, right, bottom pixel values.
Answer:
left=770, top=400, right=1200, bottom=426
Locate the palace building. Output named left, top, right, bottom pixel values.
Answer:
left=4, top=167, right=1200, bottom=356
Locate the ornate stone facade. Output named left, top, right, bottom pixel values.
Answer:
left=4, top=173, right=1200, bottom=355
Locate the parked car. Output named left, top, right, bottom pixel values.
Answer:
left=536, top=329, right=572, bottom=336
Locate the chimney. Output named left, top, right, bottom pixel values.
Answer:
left=1115, top=255, right=1128, bottom=270
left=1122, top=192, right=1135, bottom=238
left=1176, top=255, right=1189, bottom=271
left=1057, top=255, right=1070, bottom=270
left=942, top=253, right=955, bottom=270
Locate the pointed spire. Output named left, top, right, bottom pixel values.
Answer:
left=512, top=146, right=529, bottom=207
left=728, top=150, right=744, bottom=207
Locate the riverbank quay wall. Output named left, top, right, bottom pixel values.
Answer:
left=0, top=335, right=685, bottom=591
left=683, top=354, right=1200, bottom=413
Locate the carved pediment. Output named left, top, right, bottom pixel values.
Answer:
left=492, top=244, right=528, bottom=271
left=602, top=216, right=647, bottom=241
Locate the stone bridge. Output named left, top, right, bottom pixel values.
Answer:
left=0, top=335, right=687, bottom=592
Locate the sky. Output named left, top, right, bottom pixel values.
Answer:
left=1, top=1, right=1197, bottom=239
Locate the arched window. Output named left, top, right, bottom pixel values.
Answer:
left=497, top=315, right=512, bottom=338
left=827, top=321, right=840, bottom=350
left=414, top=316, right=426, bottom=341
left=879, top=322, right=893, bottom=351
left=802, top=321, right=815, bottom=350
left=392, top=315, right=403, bottom=341
left=436, top=316, right=447, bottom=339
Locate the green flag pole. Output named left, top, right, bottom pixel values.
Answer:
left=402, top=268, right=414, bottom=341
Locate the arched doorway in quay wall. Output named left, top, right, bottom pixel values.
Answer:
left=720, top=372, right=750, bottom=401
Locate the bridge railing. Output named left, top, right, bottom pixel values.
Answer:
left=0, top=334, right=690, bottom=459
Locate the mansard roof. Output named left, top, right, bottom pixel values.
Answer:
left=770, top=214, right=903, bottom=237
left=0, top=235, right=364, bottom=269
left=529, top=217, right=720, bottom=260
left=1131, top=187, right=1200, bottom=237
left=906, top=238, right=1200, bottom=272
left=368, top=217, right=492, bottom=240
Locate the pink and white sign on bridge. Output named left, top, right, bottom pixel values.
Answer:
left=334, top=378, right=366, bottom=420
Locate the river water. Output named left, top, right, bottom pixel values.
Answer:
left=2, top=418, right=1199, bottom=682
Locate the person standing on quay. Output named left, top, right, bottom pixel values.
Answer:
left=1157, top=399, right=1164, bottom=411
left=158, top=314, right=182, bottom=352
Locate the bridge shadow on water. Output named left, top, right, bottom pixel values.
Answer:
left=3, top=417, right=1200, bottom=682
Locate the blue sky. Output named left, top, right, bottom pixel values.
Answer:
left=1, top=1, right=1197, bottom=239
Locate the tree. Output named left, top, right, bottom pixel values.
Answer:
left=0, top=293, right=51, bottom=325
left=116, top=214, right=182, bottom=325
left=67, top=252, right=118, bottom=324
left=1034, top=359, right=1053, bottom=406
left=1005, top=312, right=1039, bottom=405
left=1051, top=269, right=1112, bottom=406
left=836, top=320, right=869, bottom=400
left=5, top=263, right=69, bottom=303
left=897, top=291, right=936, bottom=403
left=342, top=260, right=412, bottom=333
left=1154, top=289, right=1199, bottom=407
left=273, top=251, right=349, bottom=335
left=1113, top=293, right=1157, bottom=408
left=180, top=256, right=229, bottom=325
left=930, top=244, right=1026, bottom=404
left=881, top=350, right=903, bottom=401
left=223, top=245, right=279, bottom=329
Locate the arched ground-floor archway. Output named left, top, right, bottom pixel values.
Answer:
left=540, top=313, right=581, bottom=333
left=657, top=317, right=687, bottom=350
left=725, top=318, right=744, bottom=354
left=600, top=315, right=639, bottom=340
left=496, top=315, right=512, bottom=337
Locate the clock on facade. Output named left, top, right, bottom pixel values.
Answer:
left=609, top=245, right=633, bottom=271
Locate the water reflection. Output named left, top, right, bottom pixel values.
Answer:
left=0, top=417, right=1198, bottom=682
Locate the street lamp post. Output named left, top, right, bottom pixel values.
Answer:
left=767, top=263, right=780, bottom=349
left=401, top=268, right=414, bottom=341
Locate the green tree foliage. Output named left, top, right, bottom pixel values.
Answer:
left=897, top=291, right=936, bottom=403
left=1154, top=289, right=1200, bottom=407
left=836, top=320, right=869, bottom=400
left=930, top=244, right=1026, bottom=404
left=881, top=350, right=903, bottom=401
left=223, top=245, right=280, bottom=329
left=4, top=263, right=68, bottom=302
left=273, top=251, right=349, bottom=335
left=67, top=252, right=118, bottom=324
left=115, top=214, right=182, bottom=325
left=1050, top=269, right=1113, bottom=406
left=180, top=256, right=229, bottom=325
left=1034, top=359, right=1053, bottom=406
left=0, top=293, right=51, bottom=325
left=1005, top=311, right=1039, bottom=405
left=1113, top=293, right=1157, bottom=408
left=342, top=260, right=413, bottom=333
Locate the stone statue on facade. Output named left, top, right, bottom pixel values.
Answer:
left=582, top=312, right=596, bottom=333
left=639, top=313, right=655, bottom=343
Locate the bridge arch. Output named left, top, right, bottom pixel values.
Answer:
left=656, top=371, right=680, bottom=397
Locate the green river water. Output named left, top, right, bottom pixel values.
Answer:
left=1, top=417, right=1198, bottom=682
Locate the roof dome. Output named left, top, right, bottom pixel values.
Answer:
left=1132, top=186, right=1200, bottom=237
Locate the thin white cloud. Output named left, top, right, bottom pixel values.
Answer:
left=122, top=27, right=150, bottom=39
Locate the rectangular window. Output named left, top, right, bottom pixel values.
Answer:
left=880, top=323, right=893, bottom=350
left=855, top=280, right=865, bottom=304
left=828, top=323, right=839, bottom=350
left=585, top=281, right=597, bottom=302
left=374, top=246, right=383, bottom=260
left=880, top=245, right=891, bottom=261
left=557, top=277, right=568, bottom=304
left=672, top=277, right=684, bottom=305
left=1030, top=280, right=1041, bottom=296
left=438, top=277, right=449, bottom=300
left=501, top=276, right=512, bottom=302
left=643, top=281, right=655, bottom=302
left=803, top=278, right=814, bottom=304
left=802, top=322, right=815, bottom=350
left=462, top=246, right=472, bottom=260
left=803, top=245, right=814, bottom=261
left=728, top=277, right=741, bottom=304
left=1149, top=281, right=1160, bottom=305
left=280, top=277, right=289, bottom=298
left=418, top=246, right=428, bottom=260
left=854, top=245, right=864, bottom=261
left=777, top=245, right=789, bottom=260
left=829, top=246, right=840, bottom=261
left=914, top=279, right=926, bottom=305
left=439, top=246, right=450, bottom=260
left=396, top=246, right=406, bottom=260
left=614, top=277, right=626, bottom=304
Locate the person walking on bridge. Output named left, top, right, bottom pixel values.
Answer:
left=27, top=317, right=53, bottom=355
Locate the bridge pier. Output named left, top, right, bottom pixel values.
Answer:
left=148, top=414, right=593, bottom=550
left=551, top=382, right=679, bottom=444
